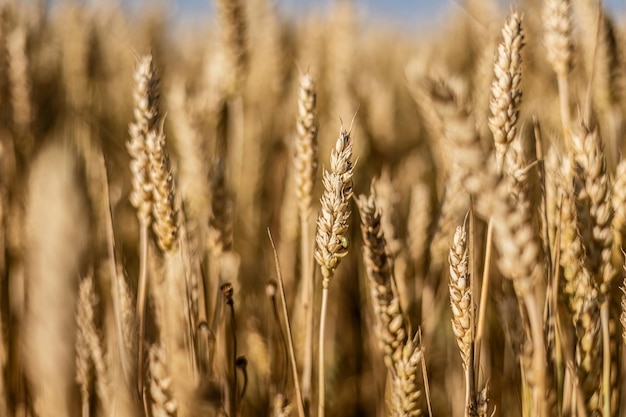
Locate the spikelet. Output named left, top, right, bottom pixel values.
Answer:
left=315, top=129, right=354, bottom=287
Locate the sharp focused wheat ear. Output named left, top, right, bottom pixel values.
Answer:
left=449, top=224, right=473, bottom=369
left=314, top=128, right=354, bottom=288
left=489, top=11, right=524, bottom=171
left=315, top=128, right=354, bottom=417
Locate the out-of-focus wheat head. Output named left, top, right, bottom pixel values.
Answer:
left=489, top=11, right=524, bottom=170
left=24, top=142, right=90, bottom=417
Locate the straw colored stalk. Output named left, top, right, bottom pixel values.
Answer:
left=488, top=11, right=524, bottom=171
left=611, top=159, right=626, bottom=252
left=24, top=143, right=90, bottom=417
left=542, top=0, right=574, bottom=128
left=294, top=72, right=318, bottom=409
left=407, top=182, right=431, bottom=272
left=314, top=128, right=354, bottom=417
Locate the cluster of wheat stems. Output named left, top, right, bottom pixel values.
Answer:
left=3, top=0, right=626, bottom=416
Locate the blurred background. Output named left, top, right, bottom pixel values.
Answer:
left=129, top=0, right=626, bottom=26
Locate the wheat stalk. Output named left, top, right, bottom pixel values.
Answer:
left=314, top=127, right=354, bottom=417
left=293, top=71, right=319, bottom=413
left=127, top=53, right=161, bottom=393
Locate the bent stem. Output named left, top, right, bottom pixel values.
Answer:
left=268, top=229, right=306, bottom=417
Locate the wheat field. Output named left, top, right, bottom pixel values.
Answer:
left=1, top=0, right=626, bottom=416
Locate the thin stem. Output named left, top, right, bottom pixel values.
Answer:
left=474, top=218, right=493, bottom=376
left=600, top=301, right=611, bottom=417
left=100, top=154, right=129, bottom=380
left=301, top=213, right=315, bottom=413
left=269, top=288, right=289, bottom=389
left=268, top=229, right=306, bottom=417
left=136, top=222, right=149, bottom=395
left=523, top=294, right=548, bottom=417
left=318, top=286, right=329, bottom=417
left=557, top=75, right=571, bottom=130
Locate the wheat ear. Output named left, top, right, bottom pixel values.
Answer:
left=542, top=0, right=573, bottom=128
left=356, top=190, right=407, bottom=371
left=127, top=54, right=160, bottom=393
left=424, top=77, right=551, bottom=417
left=24, top=143, right=90, bottom=417
left=488, top=11, right=524, bottom=171
left=314, top=128, right=354, bottom=417
left=449, top=223, right=475, bottom=417
left=146, top=127, right=178, bottom=253
left=390, top=335, right=423, bottom=417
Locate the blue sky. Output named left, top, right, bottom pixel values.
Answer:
left=168, top=0, right=625, bottom=18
